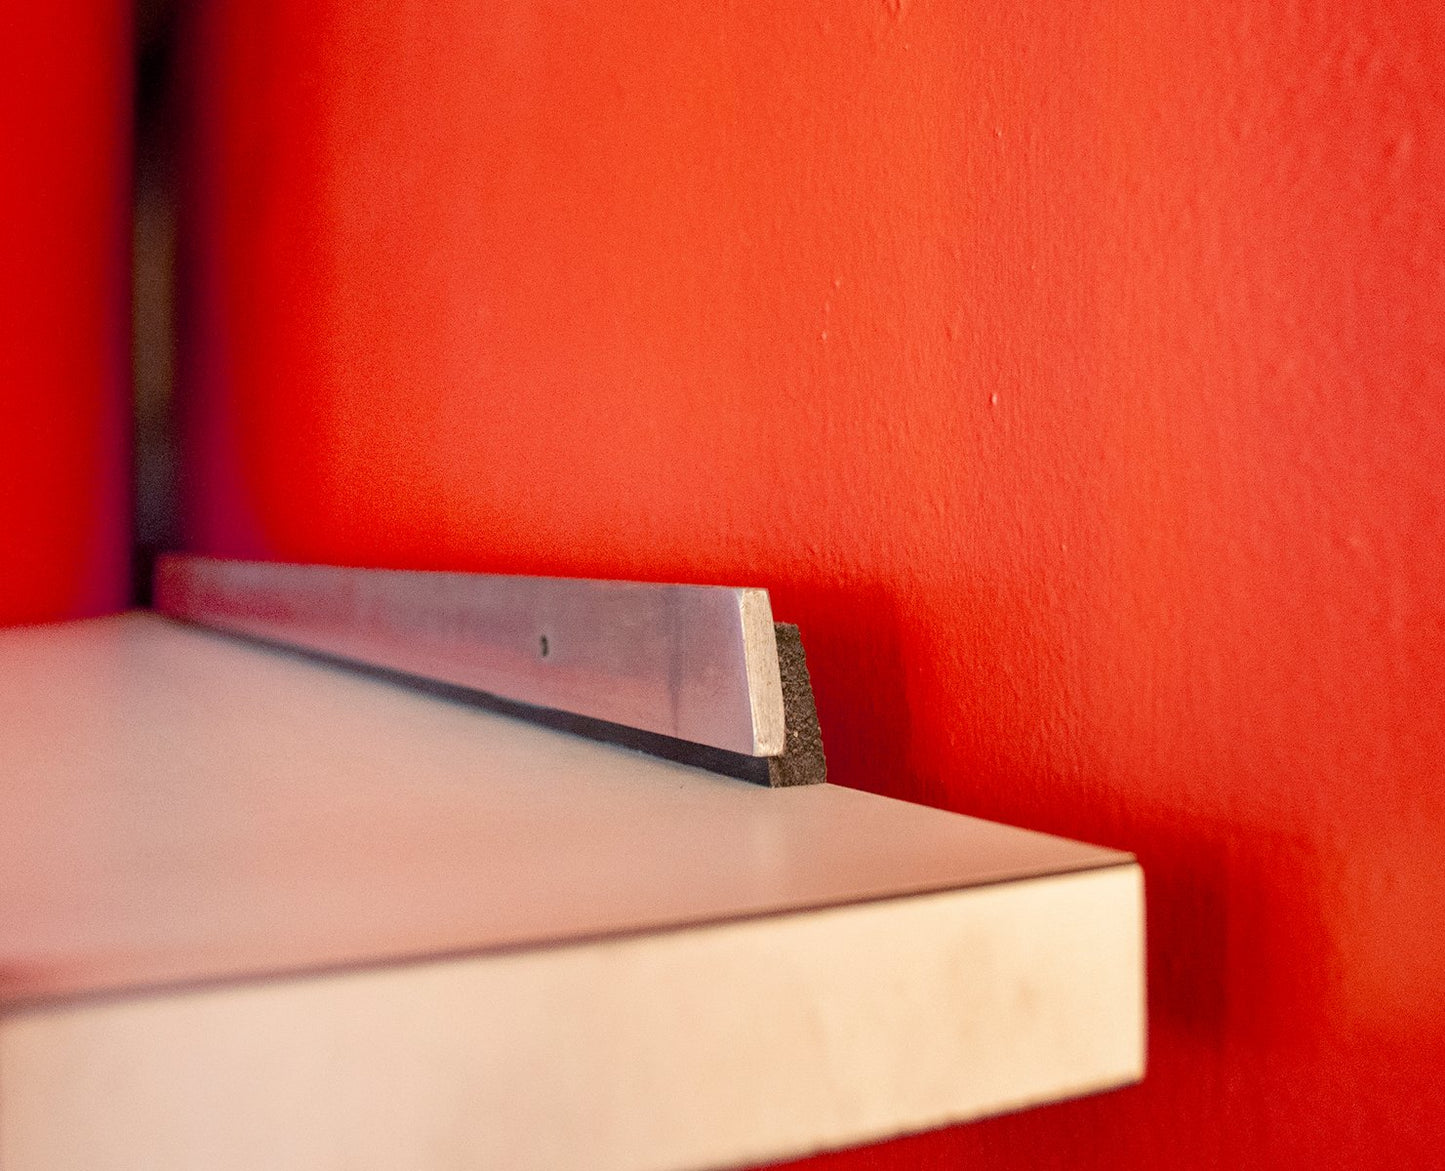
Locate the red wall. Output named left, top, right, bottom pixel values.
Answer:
left=178, top=1, right=1445, bottom=1166
left=0, top=0, right=130, bottom=625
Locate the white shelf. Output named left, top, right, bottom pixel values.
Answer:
left=0, top=614, right=1144, bottom=1171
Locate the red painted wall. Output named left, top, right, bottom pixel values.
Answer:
left=178, top=1, right=1445, bottom=1166
left=0, top=0, right=130, bottom=625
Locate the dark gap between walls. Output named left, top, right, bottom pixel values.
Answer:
left=133, top=0, right=181, bottom=606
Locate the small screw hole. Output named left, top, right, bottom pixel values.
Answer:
left=539, top=635, right=550, bottom=658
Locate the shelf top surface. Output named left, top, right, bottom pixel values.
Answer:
left=0, top=614, right=1130, bottom=1010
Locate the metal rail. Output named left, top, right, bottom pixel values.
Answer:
left=155, top=556, right=786, bottom=758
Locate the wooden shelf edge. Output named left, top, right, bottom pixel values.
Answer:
left=0, top=613, right=1145, bottom=1170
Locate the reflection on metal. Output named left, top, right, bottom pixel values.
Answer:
left=155, top=556, right=786, bottom=758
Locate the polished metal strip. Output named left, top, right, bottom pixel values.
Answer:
left=154, top=557, right=786, bottom=757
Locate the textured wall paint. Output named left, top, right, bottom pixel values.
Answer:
left=0, top=0, right=130, bottom=625
left=178, top=1, right=1445, bottom=1166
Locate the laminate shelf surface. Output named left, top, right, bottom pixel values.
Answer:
left=0, top=614, right=1145, bottom=1171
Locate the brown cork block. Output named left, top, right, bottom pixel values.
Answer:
left=762, top=623, right=827, bottom=787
